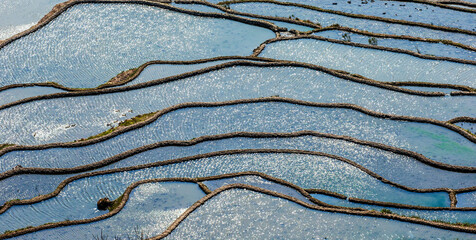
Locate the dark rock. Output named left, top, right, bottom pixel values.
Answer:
left=97, top=197, right=113, bottom=210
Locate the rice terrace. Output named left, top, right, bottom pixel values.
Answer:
left=0, top=0, right=475, bottom=239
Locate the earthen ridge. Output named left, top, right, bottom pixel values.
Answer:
left=1, top=173, right=475, bottom=239
left=177, top=0, right=321, bottom=28
left=1, top=149, right=474, bottom=218
left=151, top=184, right=476, bottom=239
left=0, top=0, right=474, bottom=238
left=184, top=0, right=476, bottom=52
left=217, top=0, right=476, bottom=35
left=309, top=26, right=476, bottom=52
left=388, top=0, right=476, bottom=12
left=1, top=98, right=475, bottom=162
left=0, top=0, right=283, bottom=51
left=2, top=129, right=474, bottom=183
left=256, top=35, right=476, bottom=65
left=2, top=58, right=461, bottom=113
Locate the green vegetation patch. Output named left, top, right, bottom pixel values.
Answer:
left=380, top=209, right=392, bottom=214
left=118, top=112, right=156, bottom=128
left=76, top=112, right=156, bottom=142
left=79, top=128, right=115, bottom=142
left=108, top=195, right=124, bottom=212
left=99, top=67, right=140, bottom=88
left=0, top=143, right=14, bottom=151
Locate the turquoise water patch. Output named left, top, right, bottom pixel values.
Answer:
left=312, top=193, right=476, bottom=224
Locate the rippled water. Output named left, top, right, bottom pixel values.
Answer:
left=0, top=3, right=274, bottom=88
left=3, top=132, right=473, bottom=208
left=456, top=122, right=476, bottom=135
left=1, top=1, right=474, bottom=238
left=4, top=134, right=474, bottom=191
left=230, top=2, right=476, bottom=47
left=203, top=175, right=315, bottom=204
left=166, top=189, right=474, bottom=239
left=0, top=86, right=64, bottom=106
left=312, top=193, right=476, bottom=224
left=124, top=60, right=234, bottom=86
left=260, top=39, right=476, bottom=87
left=1, top=66, right=475, bottom=145
left=0, top=152, right=451, bottom=234
left=1, top=101, right=474, bottom=172
left=286, top=0, right=476, bottom=31
left=314, top=30, right=476, bottom=61
left=8, top=182, right=205, bottom=239
left=173, top=2, right=315, bottom=31
left=0, top=0, right=64, bottom=40
left=457, top=191, right=476, bottom=208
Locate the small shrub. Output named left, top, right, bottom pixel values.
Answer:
left=368, top=37, right=378, bottom=45
left=117, top=112, right=155, bottom=128
left=380, top=209, right=392, bottom=214
left=342, top=33, right=351, bottom=42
